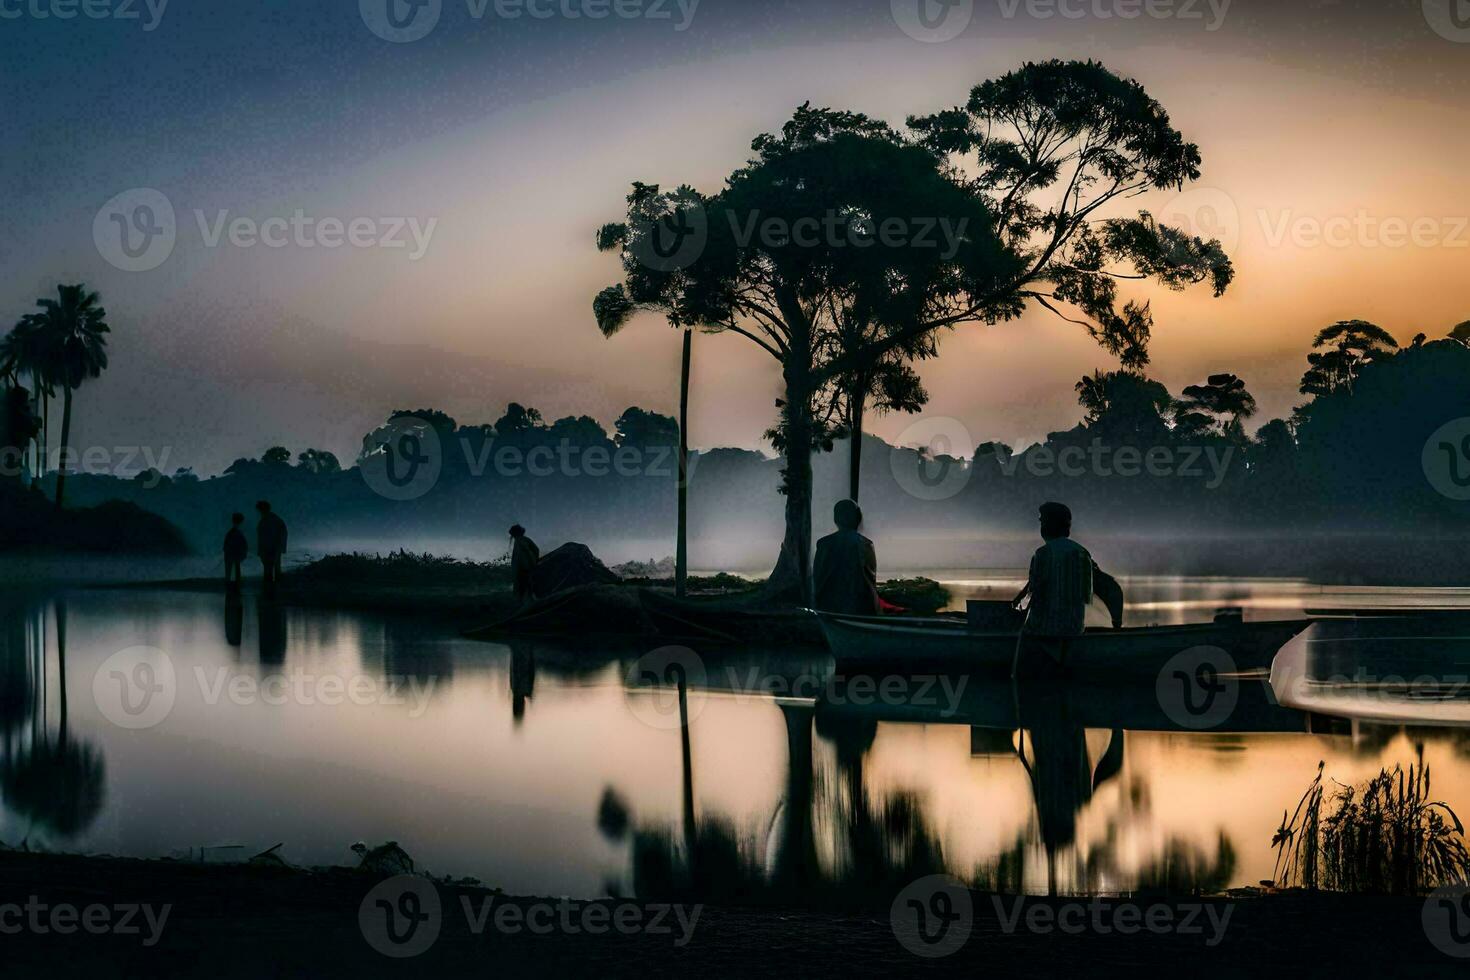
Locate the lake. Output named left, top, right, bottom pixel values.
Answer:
left=3, top=579, right=1470, bottom=902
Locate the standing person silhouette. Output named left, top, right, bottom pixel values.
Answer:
left=223, top=512, right=248, bottom=591
left=509, top=524, right=540, bottom=605
left=255, top=500, right=288, bottom=597
left=1012, top=502, right=1095, bottom=677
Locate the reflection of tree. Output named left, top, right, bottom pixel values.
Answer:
left=0, top=599, right=105, bottom=842
left=0, top=602, right=36, bottom=748
left=600, top=699, right=947, bottom=907
left=1132, top=833, right=1236, bottom=894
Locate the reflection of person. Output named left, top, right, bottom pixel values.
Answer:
left=224, top=592, right=243, bottom=647
left=255, top=501, right=288, bottom=595
left=1015, top=682, right=1092, bottom=874
left=812, top=499, right=881, bottom=616
left=223, top=512, right=247, bottom=591
left=258, top=599, right=287, bottom=664
left=509, top=524, right=540, bottom=603
left=509, top=640, right=536, bottom=725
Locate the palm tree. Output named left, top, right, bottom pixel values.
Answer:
left=0, top=314, right=56, bottom=485
left=22, top=285, right=111, bottom=509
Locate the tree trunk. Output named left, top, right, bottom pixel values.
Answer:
left=54, top=386, right=72, bottom=509
left=676, top=328, right=691, bottom=600
left=847, top=385, right=867, bottom=503
left=40, top=387, right=48, bottom=489
left=764, top=360, right=815, bottom=605
left=774, top=702, right=817, bottom=888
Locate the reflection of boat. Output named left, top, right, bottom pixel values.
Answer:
left=1270, top=617, right=1470, bottom=725
left=813, top=672, right=1310, bottom=734
left=814, top=609, right=1310, bottom=678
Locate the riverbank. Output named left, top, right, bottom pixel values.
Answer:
left=0, top=850, right=1460, bottom=977
left=89, top=552, right=951, bottom=643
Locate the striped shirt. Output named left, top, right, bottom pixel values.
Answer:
left=1024, top=537, right=1093, bottom=637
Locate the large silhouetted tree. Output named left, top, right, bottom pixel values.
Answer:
left=596, top=107, right=1011, bottom=601
left=1299, top=320, right=1398, bottom=397
left=1175, top=373, right=1257, bottom=440
left=599, top=65, right=1233, bottom=601
left=1074, top=370, right=1174, bottom=445
left=893, top=59, right=1233, bottom=364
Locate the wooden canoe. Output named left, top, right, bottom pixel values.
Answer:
left=813, top=610, right=1310, bottom=678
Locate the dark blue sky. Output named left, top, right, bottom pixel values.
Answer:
left=4, top=0, right=1468, bottom=474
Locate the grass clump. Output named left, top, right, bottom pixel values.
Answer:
left=1271, top=758, right=1470, bottom=895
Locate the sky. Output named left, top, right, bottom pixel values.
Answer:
left=4, top=0, right=1470, bottom=475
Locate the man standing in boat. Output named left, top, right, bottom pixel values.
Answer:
left=1016, top=502, right=1094, bottom=638
left=812, top=499, right=882, bottom=616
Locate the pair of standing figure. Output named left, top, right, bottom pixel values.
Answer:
left=223, top=500, right=289, bottom=593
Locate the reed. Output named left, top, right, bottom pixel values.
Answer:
left=1272, top=758, right=1470, bottom=894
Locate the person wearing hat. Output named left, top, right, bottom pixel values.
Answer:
left=812, top=498, right=882, bottom=616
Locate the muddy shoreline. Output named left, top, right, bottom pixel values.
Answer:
left=0, top=850, right=1461, bottom=977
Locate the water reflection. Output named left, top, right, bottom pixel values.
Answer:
left=224, top=592, right=243, bottom=647
left=509, top=640, right=536, bottom=725
left=2, top=588, right=1469, bottom=904
left=257, top=598, right=287, bottom=665
left=0, top=598, right=106, bottom=844
left=607, top=675, right=1247, bottom=902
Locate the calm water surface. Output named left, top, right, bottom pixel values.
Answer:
left=3, top=579, right=1470, bottom=901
